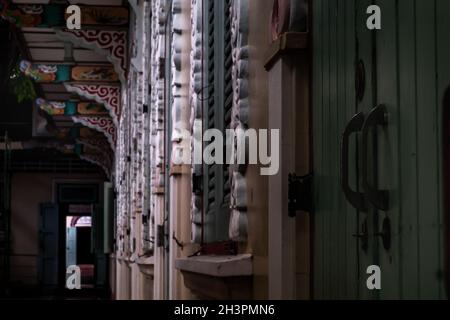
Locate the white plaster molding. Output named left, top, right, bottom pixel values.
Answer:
left=189, top=0, right=203, bottom=244
left=228, top=0, right=250, bottom=242
left=170, top=0, right=191, bottom=171
left=175, top=254, right=253, bottom=277
left=147, top=0, right=169, bottom=255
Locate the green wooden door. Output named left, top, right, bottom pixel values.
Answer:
left=38, top=203, right=59, bottom=288
left=375, top=0, right=449, bottom=299
left=313, top=0, right=361, bottom=299
left=313, top=0, right=450, bottom=299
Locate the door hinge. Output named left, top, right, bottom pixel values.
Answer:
left=288, top=173, right=313, bottom=217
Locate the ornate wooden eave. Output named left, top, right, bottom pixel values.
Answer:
left=55, top=29, right=127, bottom=85
left=5, top=2, right=130, bottom=168
left=64, top=83, right=120, bottom=127
left=71, top=116, right=116, bottom=151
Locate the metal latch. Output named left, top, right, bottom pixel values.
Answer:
left=288, top=173, right=313, bottom=217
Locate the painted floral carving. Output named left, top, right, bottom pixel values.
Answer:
left=1, top=2, right=127, bottom=28
left=75, top=6, right=128, bottom=26
left=0, top=2, right=65, bottom=27
left=20, top=60, right=70, bottom=83
left=0, top=2, right=43, bottom=27
left=71, top=66, right=119, bottom=82
left=77, top=102, right=109, bottom=116
left=36, top=98, right=66, bottom=116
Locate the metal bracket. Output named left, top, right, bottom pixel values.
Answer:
left=375, top=217, right=392, bottom=251
left=353, top=218, right=369, bottom=253
left=288, top=173, right=313, bottom=217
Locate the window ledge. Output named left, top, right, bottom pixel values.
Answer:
left=136, top=256, right=154, bottom=266
left=116, top=253, right=129, bottom=262
left=175, top=254, right=253, bottom=277
left=136, top=256, right=154, bottom=276
left=152, top=187, right=164, bottom=195
left=170, top=164, right=191, bottom=176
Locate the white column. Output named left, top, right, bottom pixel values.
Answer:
left=268, top=58, right=297, bottom=299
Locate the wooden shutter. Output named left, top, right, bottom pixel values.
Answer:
left=204, top=0, right=219, bottom=242
left=223, top=0, right=233, bottom=204
left=203, top=0, right=232, bottom=243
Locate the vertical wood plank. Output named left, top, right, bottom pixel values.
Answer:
left=375, top=0, right=401, bottom=300
left=415, top=0, right=441, bottom=299
left=356, top=0, right=377, bottom=300
left=328, top=0, right=339, bottom=299
left=344, top=0, right=359, bottom=300
left=398, top=0, right=419, bottom=300
left=436, top=0, right=450, bottom=299
left=321, top=0, right=332, bottom=299
left=312, top=0, right=325, bottom=299
left=336, top=0, right=347, bottom=299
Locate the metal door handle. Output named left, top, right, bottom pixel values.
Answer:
left=340, top=112, right=367, bottom=211
left=362, top=104, right=389, bottom=210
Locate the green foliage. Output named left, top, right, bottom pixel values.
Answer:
left=9, top=62, right=37, bottom=103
